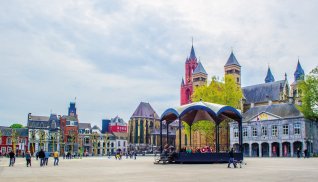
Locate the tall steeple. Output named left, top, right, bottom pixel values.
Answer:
left=294, top=59, right=305, bottom=81
left=189, top=39, right=196, bottom=60
left=265, top=67, right=275, bottom=83
left=225, top=51, right=241, bottom=67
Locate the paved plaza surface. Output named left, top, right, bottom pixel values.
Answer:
left=0, top=156, right=317, bottom=182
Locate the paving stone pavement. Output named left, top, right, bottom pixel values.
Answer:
left=0, top=156, right=317, bottom=182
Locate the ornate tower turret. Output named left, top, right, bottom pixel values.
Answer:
left=291, top=59, right=305, bottom=104
left=192, top=61, right=208, bottom=89
left=224, top=51, right=241, bottom=86
left=265, top=67, right=275, bottom=83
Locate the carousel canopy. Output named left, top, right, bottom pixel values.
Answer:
left=160, top=101, right=242, bottom=125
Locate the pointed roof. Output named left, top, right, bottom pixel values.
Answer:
left=193, top=61, right=207, bottom=75
left=181, top=78, right=184, bottom=86
left=294, top=59, right=305, bottom=81
left=131, top=102, right=159, bottom=119
left=224, top=51, right=241, bottom=67
left=189, top=45, right=196, bottom=60
left=265, top=67, right=275, bottom=83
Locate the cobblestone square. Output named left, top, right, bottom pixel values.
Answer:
left=1, top=157, right=318, bottom=182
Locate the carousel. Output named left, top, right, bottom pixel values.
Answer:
left=158, top=101, right=243, bottom=164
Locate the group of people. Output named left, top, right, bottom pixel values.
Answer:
left=7, top=149, right=60, bottom=167
left=180, top=146, right=213, bottom=153
left=296, top=148, right=310, bottom=158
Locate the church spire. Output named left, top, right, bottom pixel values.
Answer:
left=265, top=66, right=275, bottom=83
left=189, top=38, right=196, bottom=60
left=294, top=59, right=305, bottom=81
left=224, top=51, right=241, bottom=67
left=181, top=77, right=185, bottom=86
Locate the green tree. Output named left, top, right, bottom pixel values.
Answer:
left=186, top=74, right=243, bottom=147
left=10, top=123, right=23, bottom=128
left=192, top=74, right=243, bottom=108
left=299, top=66, right=318, bottom=121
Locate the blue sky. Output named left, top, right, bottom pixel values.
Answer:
left=0, top=0, right=317, bottom=127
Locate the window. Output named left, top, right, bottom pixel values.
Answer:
left=243, top=128, right=248, bottom=137
left=111, top=143, right=114, bottom=148
left=252, top=128, right=257, bottom=137
left=118, top=141, right=121, bottom=147
left=272, top=125, right=278, bottom=136
left=294, top=124, right=301, bottom=135
left=7, top=138, right=12, bottom=145
left=283, top=125, right=289, bottom=135
left=7, top=147, right=12, bottom=152
left=234, top=127, right=239, bottom=138
left=85, top=138, right=90, bottom=144
left=85, top=129, right=89, bottom=134
left=1, top=147, right=5, bottom=154
left=261, top=126, right=267, bottom=136
left=123, top=141, right=126, bottom=147
left=51, top=121, right=56, bottom=128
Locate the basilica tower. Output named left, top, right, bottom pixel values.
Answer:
left=224, top=51, right=241, bottom=86
left=180, top=44, right=198, bottom=105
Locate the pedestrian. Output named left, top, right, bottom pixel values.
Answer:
left=228, top=148, right=237, bottom=168
left=26, top=151, right=31, bottom=167
left=36, top=151, right=39, bottom=160
left=45, top=151, right=50, bottom=166
left=8, top=150, right=15, bottom=167
left=38, top=149, right=45, bottom=167
left=134, top=151, right=137, bottom=160
left=297, top=148, right=301, bottom=158
left=303, top=149, right=308, bottom=158
left=53, top=151, right=59, bottom=166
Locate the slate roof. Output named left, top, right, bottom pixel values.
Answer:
left=243, top=103, right=303, bottom=122
left=131, top=102, right=159, bottom=119
left=193, top=61, right=207, bottom=75
left=111, top=116, right=125, bottom=124
left=27, top=114, right=50, bottom=128
left=79, top=123, right=91, bottom=129
left=242, top=80, right=287, bottom=104
left=0, top=128, right=29, bottom=137
left=92, top=125, right=101, bottom=130
left=189, top=45, right=196, bottom=60
left=265, top=67, right=275, bottom=83
left=294, top=60, right=305, bottom=81
left=224, top=52, right=241, bottom=67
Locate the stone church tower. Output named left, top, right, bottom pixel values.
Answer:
left=180, top=44, right=198, bottom=105
left=224, top=51, right=241, bottom=86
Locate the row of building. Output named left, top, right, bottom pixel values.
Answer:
left=1, top=43, right=317, bottom=157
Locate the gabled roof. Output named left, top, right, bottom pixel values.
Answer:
left=92, top=125, right=101, bottom=130
left=27, top=114, right=50, bottom=128
left=193, top=62, right=207, bottom=75
left=79, top=123, right=91, bottom=130
left=131, top=102, right=159, bottom=119
left=265, top=67, right=275, bottom=83
left=243, top=103, right=303, bottom=122
left=242, top=80, right=287, bottom=104
left=294, top=59, right=305, bottom=81
left=111, top=116, right=125, bottom=124
left=224, top=51, right=241, bottom=67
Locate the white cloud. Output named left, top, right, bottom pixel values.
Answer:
left=0, top=0, right=317, bottom=127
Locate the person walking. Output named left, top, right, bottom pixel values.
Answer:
left=228, top=148, right=237, bottom=168
left=26, top=151, right=31, bottom=167
left=297, top=148, right=301, bottom=158
left=38, top=149, right=45, bottom=167
left=44, top=151, right=50, bottom=166
left=8, top=150, right=15, bottom=167
left=53, top=151, right=59, bottom=166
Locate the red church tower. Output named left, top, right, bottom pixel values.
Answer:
left=180, top=44, right=198, bottom=105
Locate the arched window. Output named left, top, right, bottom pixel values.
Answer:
left=51, top=121, right=56, bottom=128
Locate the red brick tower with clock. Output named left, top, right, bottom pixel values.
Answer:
left=180, top=44, right=198, bottom=105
